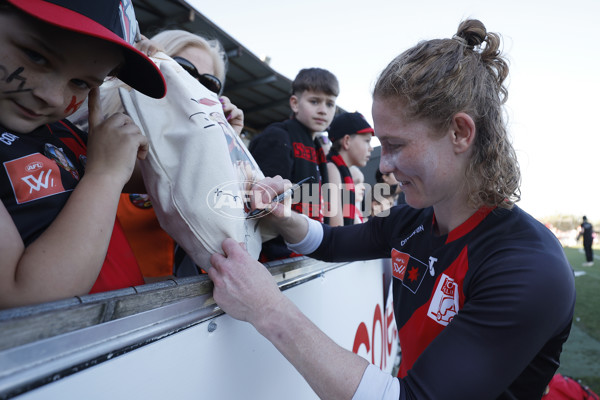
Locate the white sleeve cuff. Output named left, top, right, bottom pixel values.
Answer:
left=352, top=364, right=400, bottom=400
left=284, top=214, right=323, bottom=255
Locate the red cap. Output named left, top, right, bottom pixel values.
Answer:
left=7, top=0, right=166, bottom=99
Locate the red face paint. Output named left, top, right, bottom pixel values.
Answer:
left=64, top=96, right=84, bottom=115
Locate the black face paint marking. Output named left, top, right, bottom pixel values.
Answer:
left=0, top=65, right=33, bottom=94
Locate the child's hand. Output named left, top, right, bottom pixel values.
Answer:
left=220, top=96, right=244, bottom=135
left=84, top=88, right=148, bottom=186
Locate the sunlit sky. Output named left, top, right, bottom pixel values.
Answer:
left=189, top=0, right=599, bottom=219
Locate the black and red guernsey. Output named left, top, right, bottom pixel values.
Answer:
left=0, top=120, right=144, bottom=293
left=311, top=205, right=575, bottom=399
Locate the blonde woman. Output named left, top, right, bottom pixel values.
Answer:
left=116, top=30, right=244, bottom=279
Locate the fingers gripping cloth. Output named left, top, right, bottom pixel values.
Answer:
left=119, top=53, right=265, bottom=269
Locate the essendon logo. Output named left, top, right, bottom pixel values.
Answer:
left=4, top=153, right=67, bottom=204
left=441, top=277, right=455, bottom=296
left=427, top=274, right=459, bottom=326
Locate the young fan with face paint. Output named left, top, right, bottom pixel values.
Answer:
left=0, top=0, right=166, bottom=308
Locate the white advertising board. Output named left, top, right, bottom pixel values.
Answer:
left=13, top=259, right=398, bottom=400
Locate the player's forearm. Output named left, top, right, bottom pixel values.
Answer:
left=274, top=211, right=310, bottom=244
left=253, top=295, right=369, bottom=400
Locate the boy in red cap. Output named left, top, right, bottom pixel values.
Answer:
left=325, top=112, right=373, bottom=226
left=0, top=0, right=166, bottom=308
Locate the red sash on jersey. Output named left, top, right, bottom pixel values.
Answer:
left=89, top=217, right=145, bottom=293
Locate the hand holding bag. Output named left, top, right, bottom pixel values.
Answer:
left=119, top=53, right=265, bottom=269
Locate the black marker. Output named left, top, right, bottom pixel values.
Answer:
left=247, top=176, right=314, bottom=219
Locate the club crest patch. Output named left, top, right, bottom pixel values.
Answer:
left=4, top=153, right=67, bottom=204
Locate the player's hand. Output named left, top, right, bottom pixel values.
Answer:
left=209, top=238, right=283, bottom=325
left=248, top=176, right=295, bottom=220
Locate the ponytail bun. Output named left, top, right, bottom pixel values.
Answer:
left=456, top=19, right=509, bottom=103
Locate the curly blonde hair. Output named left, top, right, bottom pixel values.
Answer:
left=373, top=19, right=520, bottom=209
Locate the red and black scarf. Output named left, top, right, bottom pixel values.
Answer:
left=326, top=148, right=356, bottom=226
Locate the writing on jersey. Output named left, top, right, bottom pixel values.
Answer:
left=0, top=132, right=18, bottom=146
left=293, top=142, right=318, bottom=163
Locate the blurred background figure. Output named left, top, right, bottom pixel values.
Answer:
left=577, top=216, right=595, bottom=267
left=349, top=165, right=366, bottom=223
left=375, top=168, right=405, bottom=206
left=325, top=112, right=373, bottom=226
left=317, top=132, right=332, bottom=155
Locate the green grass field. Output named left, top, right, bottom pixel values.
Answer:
left=556, top=246, right=600, bottom=394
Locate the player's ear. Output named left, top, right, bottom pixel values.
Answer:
left=451, top=112, right=475, bottom=154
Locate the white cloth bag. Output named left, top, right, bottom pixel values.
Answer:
left=119, top=53, right=264, bottom=269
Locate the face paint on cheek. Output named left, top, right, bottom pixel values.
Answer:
left=0, top=65, right=33, bottom=94
left=64, top=95, right=84, bottom=115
